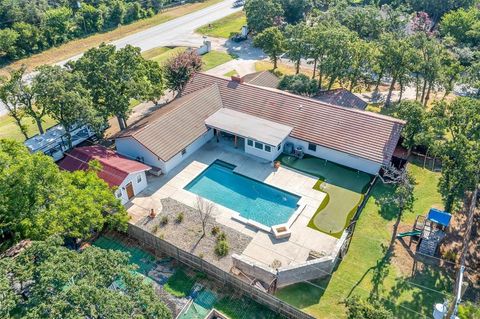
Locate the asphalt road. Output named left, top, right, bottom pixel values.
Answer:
left=0, top=0, right=242, bottom=116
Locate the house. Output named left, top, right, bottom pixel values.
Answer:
left=312, top=88, right=368, bottom=110
left=58, top=145, right=151, bottom=204
left=241, top=71, right=280, bottom=89
left=115, top=73, right=404, bottom=175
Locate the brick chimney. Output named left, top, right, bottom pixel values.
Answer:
left=231, top=75, right=244, bottom=83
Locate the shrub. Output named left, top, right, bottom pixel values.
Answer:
left=211, top=225, right=220, bottom=236
left=152, top=225, right=159, bottom=233
left=199, top=253, right=204, bottom=259
left=278, top=74, right=317, bottom=96
left=217, top=231, right=227, bottom=241
left=160, top=215, right=168, bottom=226
left=215, top=240, right=229, bottom=257
left=175, top=212, right=184, bottom=223
left=443, top=249, right=457, bottom=263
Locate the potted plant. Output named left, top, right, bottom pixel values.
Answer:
left=274, top=160, right=281, bottom=169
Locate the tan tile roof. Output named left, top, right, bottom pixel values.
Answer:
left=183, top=73, right=405, bottom=165
left=241, top=71, right=280, bottom=89
left=117, top=85, right=223, bottom=161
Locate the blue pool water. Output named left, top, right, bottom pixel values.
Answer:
left=184, top=160, right=300, bottom=227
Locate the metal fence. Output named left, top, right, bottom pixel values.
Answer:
left=127, top=224, right=316, bottom=319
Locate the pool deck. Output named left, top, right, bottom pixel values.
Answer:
left=127, top=139, right=338, bottom=268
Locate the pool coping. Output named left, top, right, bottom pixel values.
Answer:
left=184, top=159, right=305, bottom=234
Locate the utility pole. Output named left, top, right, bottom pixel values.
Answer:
left=445, top=184, right=478, bottom=318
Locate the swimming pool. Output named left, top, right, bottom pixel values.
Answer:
left=184, top=160, right=300, bottom=227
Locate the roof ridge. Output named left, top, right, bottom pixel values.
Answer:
left=194, top=72, right=405, bottom=125
left=131, top=84, right=219, bottom=137
left=75, top=146, right=142, bottom=175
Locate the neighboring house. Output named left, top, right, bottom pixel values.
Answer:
left=58, top=145, right=151, bottom=204
left=312, top=88, right=368, bottom=110
left=115, top=73, right=404, bottom=175
left=241, top=71, right=280, bottom=89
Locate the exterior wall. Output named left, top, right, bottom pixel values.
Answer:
left=115, top=137, right=166, bottom=172
left=115, top=171, right=148, bottom=204
left=286, top=137, right=381, bottom=175
left=244, top=139, right=284, bottom=162
left=164, top=129, right=214, bottom=173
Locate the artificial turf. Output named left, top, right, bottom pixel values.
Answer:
left=277, top=154, right=372, bottom=237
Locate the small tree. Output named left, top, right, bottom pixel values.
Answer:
left=254, top=27, right=285, bottom=69
left=0, top=68, right=29, bottom=139
left=278, top=74, right=317, bottom=96
left=344, top=296, right=394, bottom=319
left=164, top=50, right=202, bottom=93
left=395, top=101, right=427, bottom=157
left=195, top=196, right=215, bottom=238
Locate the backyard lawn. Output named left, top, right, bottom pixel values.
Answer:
left=0, top=113, right=57, bottom=142
left=196, top=11, right=246, bottom=38
left=276, top=163, right=453, bottom=318
left=278, top=154, right=372, bottom=238
left=201, top=51, right=234, bottom=71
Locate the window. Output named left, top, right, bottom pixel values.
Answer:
left=308, top=143, right=317, bottom=152
left=247, top=139, right=253, bottom=147
left=277, top=144, right=281, bottom=151
left=254, top=141, right=263, bottom=150
left=115, top=189, right=122, bottom=198
left=181, top=149, right=187, bottom=156
left=136, top=174, right=142, bottom=183
left=265, top=145, right=271, bottom=152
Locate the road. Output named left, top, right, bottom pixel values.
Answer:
left=0, top=0, right=242, bottom=116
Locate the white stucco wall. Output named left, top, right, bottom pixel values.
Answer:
left=164, top=129, right=214, bottom=173
left=244, top=139, right=284, bottom=162
left=286, top=137, right=381, bottom=175
left=115, top=171, right=148, bottom=204
left=115, top=137, right=166, bottom=172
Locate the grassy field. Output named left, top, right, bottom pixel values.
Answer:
left=196, top=11, right=246, bottom=38
left=0, top=114, right=57, bottom=142
left=201, top=51, right=234, bottom=70
left=278, top=154, right=372, bottom=238
left=224, top=70, right=238, bottom=77
left=0, top=0, right=223, bottom=77
left=163, top=268, right=197, bottom=298
left=142, top=46, right=188, bottom=65
left=276, top=163, right=452, bottom=318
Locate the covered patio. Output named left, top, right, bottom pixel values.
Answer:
left=205, top=108, right=293, bottom=162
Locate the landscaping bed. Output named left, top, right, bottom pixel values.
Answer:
left=137, top=198, right=252, bottom=271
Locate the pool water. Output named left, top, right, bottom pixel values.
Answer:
left=184, top=160, right=300, bottom=227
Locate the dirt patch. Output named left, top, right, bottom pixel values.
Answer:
left=439, top=206, right=480, bottom=302
left=134, top=198, right=253, bottom=272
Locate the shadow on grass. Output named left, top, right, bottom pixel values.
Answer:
left=386, top=263, right=453, bottom=319
left=275, top=273, right=332, bottom=309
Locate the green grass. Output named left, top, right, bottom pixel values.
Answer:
left=276, top=162, right=453, bottom=319
left=278, top=154, right=372, bottom=237
left=0, top=114, right=57, bottom=142
left=213, top=296, right=283, bottom=319
left=163, top=268, right=197, bottom=298
left=224, top=70, right=238, bottom=77
left=201, top=51, right=234, bottom=71
left=196, top=11, right=246, bottom=38
left=141, top=46, right=187, bottom=65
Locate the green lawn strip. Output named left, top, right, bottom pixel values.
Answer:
left=277, top=154, right=371, bottom=237
left=201, top=51, right=234, bottom=71
left=213, top=296, right=283, bottom=319
left=223, top=70, right=238, bottom=77
left=196, top=11, right=246, bottom=38
left=150, top=46, right=187, bottom=65
left=276, top=164, right=452, bottom=319
left=141, top=46, right=171, bottom=60
left=0, top=114, right=57, bottom=142
left=164, top=268, right=197, bottom=298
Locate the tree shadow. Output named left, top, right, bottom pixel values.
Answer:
left=275, top=275, right=332, bottom=309
left=386, top=262, right=453, bottom=319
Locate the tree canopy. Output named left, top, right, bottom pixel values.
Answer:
left=0, top=139, right=129, bottom=243
left=253, top=27, right=285, bottom=69
left=1, top=236, right=172, bottom=319
left=244, top=0, right=284, bottom=33
left=164, top=50, right=202, bottom=93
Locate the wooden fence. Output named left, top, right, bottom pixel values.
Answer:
left=128, top=224, right=316, bottom=319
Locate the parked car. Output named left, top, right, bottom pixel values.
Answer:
left=233, top=0, right=244, bottom=8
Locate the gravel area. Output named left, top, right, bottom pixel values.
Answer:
left=136, top=198, right=253, bottom=271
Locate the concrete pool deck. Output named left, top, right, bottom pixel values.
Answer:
left=126, top=139, right=338, bottom=268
